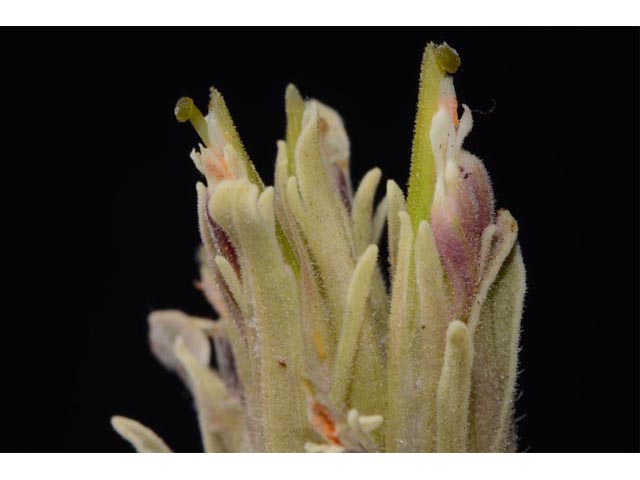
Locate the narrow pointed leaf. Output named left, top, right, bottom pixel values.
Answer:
left=468, top=210, right=519, bottom=332
left=413, top=220, right=450, bottom=451
left=352, top=168, right=382, bottom=256
left=385, top=211, right=416, bottom=451
left=290, top=106, right=356, bottom=328
left=147, top=310, right=211, bottom=384
left=331, top=244, right=379, bottom=407
left=111, top=416, right=172, bottom=453
left=276, top=147, right=337, bottom=382
left=175, top=337, right=247, bottom=452
left=386, top=180, right=406, bottom=279
left=371, top=196, right=388, bottom=246
left=285, top=84, right=305, bottom=174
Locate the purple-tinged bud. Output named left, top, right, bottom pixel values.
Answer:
left=430, top=78, right=495, bottom=320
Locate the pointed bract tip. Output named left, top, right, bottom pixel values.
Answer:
left=286, top=83, right=302, bottom=99
left=208, top=86, right=227, bottom=111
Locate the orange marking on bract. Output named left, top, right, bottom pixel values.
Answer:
left=311, top=402, right=341, bottom=445
left=440, top=96, right=459, bottom=128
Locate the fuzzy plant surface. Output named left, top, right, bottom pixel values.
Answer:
left=111, top=42, right=526, bottom=453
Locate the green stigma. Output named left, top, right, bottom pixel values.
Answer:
left=435, top=43, right=461, bottom=74
left=175, top=97, right=210, bottom=147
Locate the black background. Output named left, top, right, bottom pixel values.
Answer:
left=2, top=28, right=638, bottom=452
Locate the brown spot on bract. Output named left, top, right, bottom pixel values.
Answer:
left=319, top=117, right=329, bottom=135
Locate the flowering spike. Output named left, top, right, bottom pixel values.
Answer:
left=115, top=42, right=526, bottom=454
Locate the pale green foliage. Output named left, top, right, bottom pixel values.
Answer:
left=110, top=416, right=172, bottom=453
left=436, top=321, right=473, bottom=452
left=352, top=168, right=382, bottom=256
left=113, top=43, right=526, bottom=453
left=175, top=338, right=247, bottom=452
left=386, top=180, right=406, bottom=279
left=285, top=84, right=305, bottom=175
left=414, top=220, right=449, bottom=450
left=210, top=182, right=307, bottom=451
left=331, top=244, right=379, bottom=408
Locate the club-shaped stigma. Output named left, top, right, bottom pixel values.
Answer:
left=435, top=43, right=461, bottom=74
left=175, top=96, right=210, bottom=147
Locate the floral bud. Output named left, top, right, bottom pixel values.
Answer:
left=430, top=78, right=495, bottom=319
